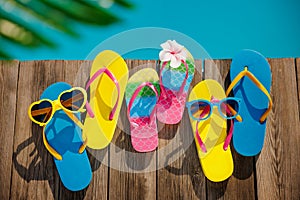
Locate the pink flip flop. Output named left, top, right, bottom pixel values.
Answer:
left=125, top=68, right=160, bottom=152
left=156, top=40, right=195, bottom=124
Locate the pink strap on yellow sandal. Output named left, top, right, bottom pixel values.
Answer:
left=85, top=67, right=120, bottom=120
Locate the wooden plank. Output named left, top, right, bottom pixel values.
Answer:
left=204, top=59, right=231, bottom=85
left=0, top=61, right=19, bottom=200
left=204, top=59, right=255, bottom=200
left=11, top=61, right=68, bottom=200
left=109, top=60, right=157, bottom=200
left=10, top=60, right=110, bottom=200
left=296, top=58, right=300, bottom=113
left=3, top=58, right=299, bottom=200
left=63, top=61, right=108, bottom=199
left=64, top=60, right=109, bottom=200
left=157, top=60, right=206, bottom=200
left=256, top=58, right=300, bottom=199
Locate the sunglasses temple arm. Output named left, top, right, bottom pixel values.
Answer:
left=227, top=105, right=242, bottom=122
left=64, top=111, right=84, bottom=129
left=62, top=93, right=84, bottom=106
left=222, top=103, right=238, bottom=151
left=64, top=111, right=87, bottom=153
left=31, top=107, right=51, bottom=117
left=195, top=121, right=207, bottom=153
left=78, top=137, right=87, bottom=154
left=42, top=127, right=62, bottom=160
left=223, top=118, right=233, bottom=151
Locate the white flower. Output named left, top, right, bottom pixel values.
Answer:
left=159, top=40, right=187, bottom=68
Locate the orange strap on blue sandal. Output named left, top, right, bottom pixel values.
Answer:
left=226, top=49, right=272, bottom=156
left=226, top=66, right=272, bottom=123
left=28, top=87, right=88, bottom=160
left=28, top=82, right=92, bottom=191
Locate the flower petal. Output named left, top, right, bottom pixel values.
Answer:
left=160, top=40, right=171, bottom=51
left=159, top=50, right=172, bottom=61
left=171, top=40, right=184, bottom=53
left=170, top=55, right=182, bottom=68
left=176, top=49, right=187, bottom=61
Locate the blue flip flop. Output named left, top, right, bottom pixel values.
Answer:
left=226, top=50, right=272, bottom=156
left=40, top=82, right=92, bottom=191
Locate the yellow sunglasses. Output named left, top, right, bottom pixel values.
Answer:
left=28, top=87, right=88, bottom=160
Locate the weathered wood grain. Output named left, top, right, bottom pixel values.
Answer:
left=204, top=59, right=231, bottom=85
left=109, top=60, right=157, bottom=200
left=1, top=59, right=299, bottom=200
left=296, top=58, right=300, bottom=112
left=0, top=61, right=19, bottom=200
left=256, top=58, right=300, bottom=200
left=157, top=60, right=206, bottom=200
left=11, top=61, right=65, bottom=200
left=10, top=61, right=97, bottom=200
left=64, top=61, right=109, bottom=200
left=204, top=59, right=255, bottom=200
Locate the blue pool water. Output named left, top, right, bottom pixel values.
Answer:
left=7, top=0, right=300, bottom=60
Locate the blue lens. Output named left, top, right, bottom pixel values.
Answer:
left=220, top=99, right=239, bottom=119
left=190, top=101, right=211, bottom=120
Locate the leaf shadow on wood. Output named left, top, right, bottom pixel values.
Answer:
left=12, top=121, right=105, bottom=200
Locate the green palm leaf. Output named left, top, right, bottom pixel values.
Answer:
left=14, top=0, right=78, bottom=36
left=39, top=0, right=120, bottom=25
left=114, top=0, right=134, bottom=8
left=0, top=12, right=55, bottom=47
left=0, top=0, right=134, bottom=59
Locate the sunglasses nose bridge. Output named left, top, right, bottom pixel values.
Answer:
left=52, top=100, right=62, bottom=111
left=211, top=103, right=219, bottom=109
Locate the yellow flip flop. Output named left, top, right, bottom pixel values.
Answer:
left=83, top=50, right=128, bottom=149
left=186, top=79, right=234, bottom=182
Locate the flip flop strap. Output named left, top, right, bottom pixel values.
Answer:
left=195, top=121, right=207, bottom=153
left=225, top=67, right=272, bottom=123
left=41, top=111, right=87, bottom=161
left=85, top=67, right=120, bottom=120
left=195, top=97, right=235, bottom=153
left=195, top=119, right=233, bottom=153
left=210, top=97, right=234, bottom=150
left=159, top=60, right=189, bottom=97
left=127, top=82, right=159, bottom=127
left=42, top=126, right=62, bottom=160
left=64, top=111, right=88, bottom=153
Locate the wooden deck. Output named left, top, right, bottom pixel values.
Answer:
left=0, top=59, right=299, bottom=200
